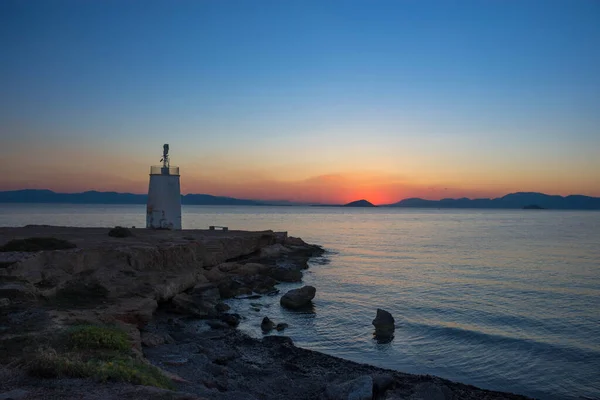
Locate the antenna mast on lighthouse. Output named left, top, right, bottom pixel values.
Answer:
left=161, top=144, right=170, bottom=170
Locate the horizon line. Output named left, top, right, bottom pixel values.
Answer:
left=1, top=188, right=599, bottom=206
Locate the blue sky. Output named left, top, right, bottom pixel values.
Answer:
left=1, top=0, right=599, bottom=202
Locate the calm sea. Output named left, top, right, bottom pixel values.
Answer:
left=1, top=204, right=599, bottom=400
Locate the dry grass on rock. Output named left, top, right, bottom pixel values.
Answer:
left=25, top=324, right=173, bottom=390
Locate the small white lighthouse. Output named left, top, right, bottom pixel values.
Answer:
left=146, top=144, right=182, bottom=230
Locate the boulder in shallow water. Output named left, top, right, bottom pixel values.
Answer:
left=372, top=308, right=395, bottom=343
left=372, top=309, right=395, bottom=332
left=325, top=375, right=373, bottom=400
left=220, top=313, right=241, bottom=327
left=280, top=286, right=316, bottom=309
left=276, top=323, right=289, bottom=331
left=261, top=317, right=275, bottom=332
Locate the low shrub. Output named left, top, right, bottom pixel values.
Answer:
left=28, top=349, right=172, bottom=389
left=26, top=324, right=172, bottom=389
left=69, top=325, right=130, bottom=352
left=108, top=227, right=133, bottom=238
left=0, top=237, right=76, bottom=252
left=91, top=358, right=173, bottom=388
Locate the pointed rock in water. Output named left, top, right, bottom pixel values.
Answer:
left=261, top=316, right=275, bottom=331
left=280, top=285, right=316, bottom=309
left=372, top=308, right=395, bottom=340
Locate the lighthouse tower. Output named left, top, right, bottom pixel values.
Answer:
left=146, top=144, right=182, bottom=230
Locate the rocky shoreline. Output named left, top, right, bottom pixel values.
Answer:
left=0, top=226, right=533, bottom=400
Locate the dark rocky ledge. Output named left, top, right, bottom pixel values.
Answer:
left=0, top=226, right=533, bottom=400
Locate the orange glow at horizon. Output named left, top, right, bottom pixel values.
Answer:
left=2, top=142, right=600, bottom=204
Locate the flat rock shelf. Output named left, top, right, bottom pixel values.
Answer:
left=0, top=226, right=532, bottom=400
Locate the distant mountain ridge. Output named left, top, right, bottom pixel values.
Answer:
left=1, top=190, right=599, bottom=209
left=388, top=192, right=600, bottom=210
left=0, top=190, right=267, bottom=206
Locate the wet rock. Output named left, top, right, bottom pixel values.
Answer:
left=280, top=285, right=316, bottom=309
left=220, top=313, right=241, bottom=327
left=326, top=375, right=373, bottom=400
left=215, top=302, right=230, bottom=312
left=372, top=309, right=395, bottom=341
left=261, top=317, right=275, bottom=331
left=269, top=267, right=303, bottom=282
left=218, top=281, right=252, bottom=299
left=0, top=298, right=10, bottom=307
left=0, top=389, right=30, bottom=400
left=207, top=320, right=230, bottom=330
left=250, top=275, right=278, bottom=293
left=234, top=293, right=260, bottom=300
left=276, top=323, right=289, bottom=331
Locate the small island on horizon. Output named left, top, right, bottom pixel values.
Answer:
left=343, top=199, right=376, bottom=207
left=523, top=204, right=545, bottom=210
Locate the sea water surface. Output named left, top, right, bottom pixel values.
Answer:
left=1, top=204, right=599, bottom=400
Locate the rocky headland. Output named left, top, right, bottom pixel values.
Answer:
left=0, top=226, right=533, bottom=400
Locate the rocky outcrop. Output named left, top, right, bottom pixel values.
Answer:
left=0, top=227, right=308, bottom=366
left=372, top=309, right=395, bottom=343
left=269, top=267, right=303, bottom=282
left=171, top=293, right=217, bottom=318
left=280, top=286, right=316, bottom=309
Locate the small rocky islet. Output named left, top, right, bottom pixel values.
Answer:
left=0, top=226, right=532, bottom=399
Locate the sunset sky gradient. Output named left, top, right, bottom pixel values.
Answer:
left=2, top=0, right=599, bottom=204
